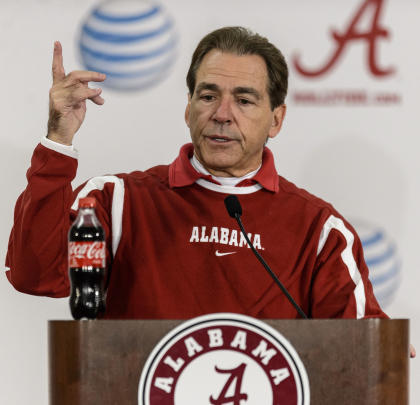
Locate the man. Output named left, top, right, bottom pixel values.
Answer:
left=6, top=27, right=387, bottom=321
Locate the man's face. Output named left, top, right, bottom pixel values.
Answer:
left=185, top=50, right=286, bottom=177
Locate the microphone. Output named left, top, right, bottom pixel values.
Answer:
left=224, top=195, right=308, bottom=319
left=225, top=194, right=242, bottom=218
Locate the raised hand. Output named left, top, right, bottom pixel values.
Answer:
left=47, top=41, right=106, bottom=145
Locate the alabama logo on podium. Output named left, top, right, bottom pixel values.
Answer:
left=138, top=313, right=310, bottom=404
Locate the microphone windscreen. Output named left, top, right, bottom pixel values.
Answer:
left=224, top=195, right=242, bottom=218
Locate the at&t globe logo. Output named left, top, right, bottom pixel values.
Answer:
left=355, top=221, right=401, bottom=308
left=78, top=0, right=178, bottom=90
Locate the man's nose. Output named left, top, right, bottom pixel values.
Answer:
left=212, top=98, right=233, bottom=124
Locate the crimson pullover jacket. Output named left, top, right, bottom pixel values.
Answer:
left=6, top=141, right=386, bottom=319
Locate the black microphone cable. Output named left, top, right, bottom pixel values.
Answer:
left=224, top=195, right=308, bottom=319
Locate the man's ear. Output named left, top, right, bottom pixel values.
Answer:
left=185, top=93, right=192, bottom=128
left=268, top=104, right=287, bottom=139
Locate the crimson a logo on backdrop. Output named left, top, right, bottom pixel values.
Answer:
left=291, top=0, right=401, bottom=106
left=138, top=313, right=310, bottom=405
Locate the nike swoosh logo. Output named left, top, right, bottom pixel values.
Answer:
left=215, top=250, right=237, bottom=257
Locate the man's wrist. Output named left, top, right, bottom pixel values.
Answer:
left=46, top=131, right=73, bottom=146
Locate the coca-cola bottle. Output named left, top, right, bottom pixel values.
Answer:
left=68, top=197, right=106, bottom=320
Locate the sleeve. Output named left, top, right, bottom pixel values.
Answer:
left=5, top=142, right=118, bottom=298
left=310, top=213, right=387, bottom=319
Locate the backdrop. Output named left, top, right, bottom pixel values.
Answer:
left=1, top=0, right=418, bottom=403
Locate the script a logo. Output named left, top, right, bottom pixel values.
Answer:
left=210, top=364, right=247, bottom=405
left=293, top=0, right=395, bottom=77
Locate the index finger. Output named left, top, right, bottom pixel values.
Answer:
left=52, top=41, right=66, bottom=84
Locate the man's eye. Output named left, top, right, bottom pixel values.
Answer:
left=238, top=98, right=252, bottom=105
left=200, top=94, right=215, bottom=101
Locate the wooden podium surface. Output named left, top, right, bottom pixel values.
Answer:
left=49, top=319, right=409, bottom=405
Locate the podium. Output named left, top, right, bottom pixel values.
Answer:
left=49, top=319, right=409, bottom=404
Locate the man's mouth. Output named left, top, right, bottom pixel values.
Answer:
left=207, top=135, right=233, bottom=143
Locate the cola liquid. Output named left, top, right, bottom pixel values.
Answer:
left=68, top=197, right=107, bottom=320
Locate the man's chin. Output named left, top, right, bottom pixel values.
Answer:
left=200, top=156, right=243, bottom=177
left=203, top=160, right=234, bottom=171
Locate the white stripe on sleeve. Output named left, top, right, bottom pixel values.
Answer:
left=72, top=176, right=125, bottom=257
left=317, top=215, right=366, bottom=319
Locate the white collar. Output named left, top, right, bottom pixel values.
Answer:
left=190, top=155, right=261, bottom=187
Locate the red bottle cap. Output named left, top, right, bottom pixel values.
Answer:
left=79, top=197, right=96, bottom=208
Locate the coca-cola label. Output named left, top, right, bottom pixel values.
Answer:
left=68, top=241, right=106, bottom=268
